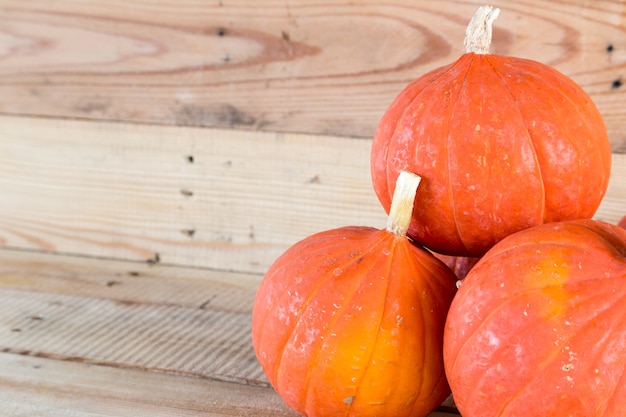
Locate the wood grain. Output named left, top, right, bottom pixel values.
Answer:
left=0, top=1, right=625, bottom=151
left=0, top=115, right=386, bottom=274
left=1, top=115, right=625, bottom=274
left=0, top=353, right=300, bottom=417
left=0, top=249, right=266, bottom=385
left=0, top=249, right=460, bottom=416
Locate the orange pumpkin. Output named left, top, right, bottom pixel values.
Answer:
left=444, top=219, right=626, bottom=417
left=432, top=253, right=479, bottom=281
left=252, top=172, right=457, bottom=417
left=370, top=6, right=612, bottom=257
left=619, top=215, right=626, bottom=230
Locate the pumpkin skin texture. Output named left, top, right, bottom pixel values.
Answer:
left=370, top=15, right=611, bottom=257
left=443, top=219, right=626, bottom=417
left=252, top=225, right=458, bottom=417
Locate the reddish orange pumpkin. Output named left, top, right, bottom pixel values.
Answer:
left=444, top=219, right=626, bottom=417
left=252, top=172, right=457, bottom=417
left=432, top=253, right=479, bottom=281
left=370, top=6, right=612, bottom=257
left=619, top=215, right=626, bottom=230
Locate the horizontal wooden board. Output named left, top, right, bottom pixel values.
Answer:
left=0, top=1, right=625, bottom=151
left=0, top=249, right=460, bottom=416
left=0, top=353, right=299, bottom=417
left=1, top=115, right=625, bottom=274
left=0, top=115, right=386, bottom=274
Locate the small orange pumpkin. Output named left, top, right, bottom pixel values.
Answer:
left=444, top=219, right=626, bottom=416
left=371, top=6, right=612, bottom=257
left=252, top=172, right=457, bottom=417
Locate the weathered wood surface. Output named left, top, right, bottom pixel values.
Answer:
left=0, top=249, right=459, bottom=416
left=1, top=115, right=625, bottom=274
left=0, top=353, right=298, bottom=417
left=1, top=1, right=626, bottom=151
left=0, top=249, right=265, bottom=385
left=0, top=115, right=384, bottom=274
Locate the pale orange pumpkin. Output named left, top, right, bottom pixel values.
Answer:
left=252, top=172, right=457, bottom=417
left=444, top=219, right=626, bottom=417
left=371, top=6, right=612, bottom=257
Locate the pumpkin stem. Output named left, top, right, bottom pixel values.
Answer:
left=386, top=171, right=421, bottom=238
left=464, top=5, right=500, bottom=54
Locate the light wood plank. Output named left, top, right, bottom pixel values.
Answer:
left=0, top=1, right=625, bottom=151
left=0, top=352, right=300, bottom=417
left=0, top=115, right=386, bottom=274
left=1, top=115, right=625, bottom=274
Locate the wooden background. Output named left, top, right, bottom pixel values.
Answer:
left=2, top=0, right=626, bottom=151
left=0, top=1, right=625, bottom=415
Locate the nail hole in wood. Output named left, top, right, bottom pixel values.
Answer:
left=181, top=229, right=196, bottom=237
left=612, top=78, right=622, bottom=89
left=147, top=252, right=161, bottom=265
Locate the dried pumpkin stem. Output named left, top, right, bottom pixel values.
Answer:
left=386, top=171, right=421, bottom=238
left=464, top=5, right=500, bottom=54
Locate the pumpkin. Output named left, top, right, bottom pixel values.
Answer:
left=443, top=219, right=626, bottom=417
left=370, top=5, right=612, bottom=257
left=252, top=172, right=457, bottom=417
left=432, top=253, right=479, bottom=281
left=619, top=215, right=626, bottom=230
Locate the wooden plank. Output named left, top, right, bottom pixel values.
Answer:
left=1, top=115, right=625, bottom=273
left=0, top=249, right=267, bottom=385
left=0, top=355, right=459, bottom=417
left=0, top=352, right=300, bottom=417
left=0, top=115, right=386, bottom=274
left=0, top=1, right=625, bottom=151
left=0, top=249, right=460, bottom=416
